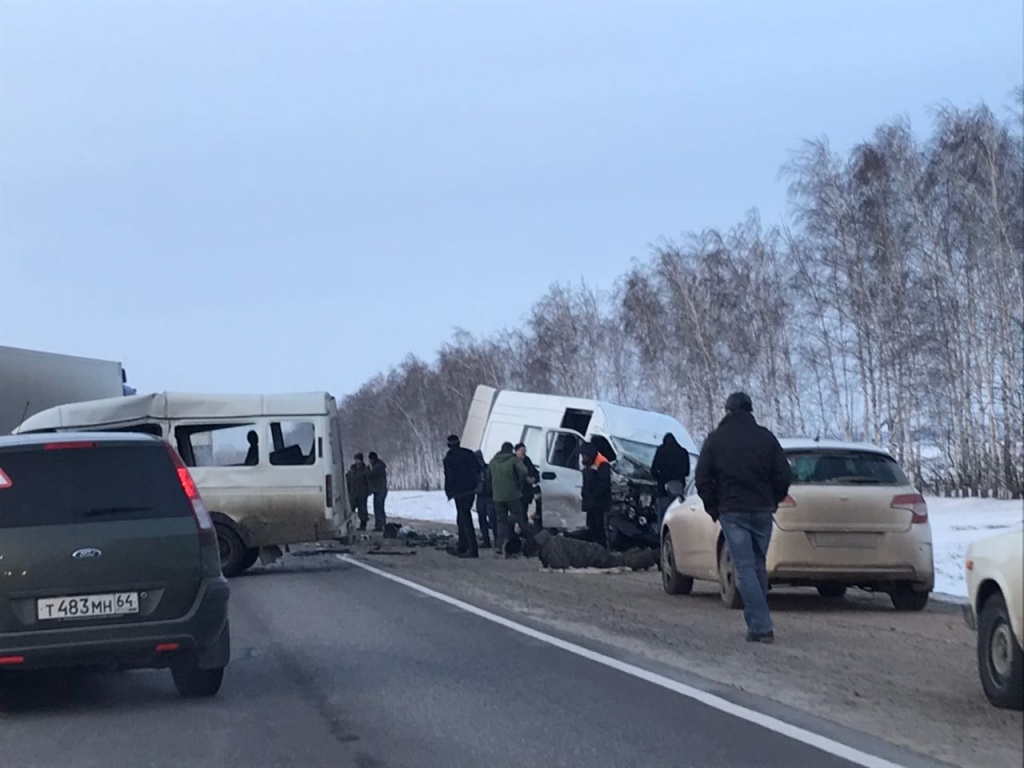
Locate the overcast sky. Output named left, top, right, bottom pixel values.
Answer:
left=2, top=0, right=1021, bottom=397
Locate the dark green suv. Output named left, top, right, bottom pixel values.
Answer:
left=0, top=432, right=230, bottom=697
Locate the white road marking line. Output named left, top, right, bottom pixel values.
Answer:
left=340, top=554, right=911, bottom=768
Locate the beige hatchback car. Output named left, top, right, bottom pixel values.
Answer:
left=661, top=438, right=934, bottom=611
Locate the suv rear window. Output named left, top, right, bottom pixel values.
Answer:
left=786, top=450, right=910, bottom=486
left=0, top=443, right=193, bottom=528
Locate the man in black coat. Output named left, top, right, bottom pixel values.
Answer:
left=580, top=442, right=612, bottom=547
left=443, top=434, right=480, bottom=558
left=474, top=449, right=495, bottom=549
left=515, top=442, right=542, bottom=525
left=695, top=392, right=792, bottom=643
left=652, top=432, right=691, bottom=525
left=368, top=451, right=388, bottom=532
left=652, top=433, right=690, bottom=496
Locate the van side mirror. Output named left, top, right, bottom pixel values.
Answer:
left=665, top=480, right=684, bottom=499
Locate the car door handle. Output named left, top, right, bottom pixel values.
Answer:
left=542, top=471, right=557, bottom=480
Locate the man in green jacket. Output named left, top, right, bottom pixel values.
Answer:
left=489, top=441, right=530, bottom=557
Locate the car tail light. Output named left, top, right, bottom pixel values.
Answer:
left=43, top=441, right=97, bottom=450
left=155, top=643, right=180, bottom=653
left=164, top=443, right=217, bottom=546
left=778, top=495, right=797, bottom=508
left=891, top=493, right=928, bottom=524
left=325, top=474, right=333, bottom=508
left=0, top=656, right=24, bottom=665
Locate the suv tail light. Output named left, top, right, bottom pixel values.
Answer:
left=43, top=441, right=98, bottom=450
left=891, top=493, right=928, bottom=524
left=164, top=443, right=217, bottom=545
left=778, top=494, right=797, bottom=508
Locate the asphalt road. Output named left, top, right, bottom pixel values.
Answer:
left=0, top=555, right=947, bottom=768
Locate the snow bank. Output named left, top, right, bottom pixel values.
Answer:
left=387, top=491, right=459, bottom=525
left=385, top=490, right=1023, bottom=599
left=928, top=496, right=1023, bottom=599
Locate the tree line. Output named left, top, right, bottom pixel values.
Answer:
left=340, top=93, right=1024, bottom=498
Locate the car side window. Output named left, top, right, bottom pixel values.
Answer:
left=175, top=423, right=261, bottom=467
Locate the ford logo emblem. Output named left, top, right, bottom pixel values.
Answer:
left=72, top=548, right=103, bottom=559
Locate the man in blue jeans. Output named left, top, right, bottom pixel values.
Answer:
left=694, top=392, right=792, bottom=643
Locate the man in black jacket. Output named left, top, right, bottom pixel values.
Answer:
left=580, top=442, right=612, bottom=547
left=515, top=443, right=542, bottom=525
left=695, top=392, right=792, bottom=643
left=346, top=453, right=371, bottom=532
left=652, top=433, right=690, bottom=495
left=368, top=451, right=388, bottom=532
left=443, top=434, right=480, bottom=558
left=651, top=432, right=691, bottom=524
left=474, top=449, right=494, bottom=549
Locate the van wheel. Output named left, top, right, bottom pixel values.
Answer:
left=171, top=660, right=224, bottom=698
left=718, top=543, right=743, bottom=609
left=216, top=523, right=247, bottom=578
left=890, top=584, right=929, bottom=611
left=817, top=584, right=848, bottom=599
left=240, top=548, right=260, bottom=572
left=661, top=534, right=693, bottom=595
left=978, top=592, right=1024, bottom=710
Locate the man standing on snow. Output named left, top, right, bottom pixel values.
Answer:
left=694, top=391, right=792, bottom=644
left=443, top=435, right=480, bottom=558
left=368, top=451, right=388, bottom=532
left=346, top=453, right=372, bottom=532
left=580, top=442, right=612, bottom=547
left=489, top=441, right=530, bottom=557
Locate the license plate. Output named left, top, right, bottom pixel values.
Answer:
left=810, top=533, right=880, bottom=549
left=37, top=592, right=139, bottom=621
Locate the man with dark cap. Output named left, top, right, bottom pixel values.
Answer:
left=368, top=451, right=388, bottom=532
left=443, top=434, right=480, bottom=558
left=694, top=392, right=792, bottom=643
left=580, top=441, right=612, bottom=547
left=346, top=452, right=372, bottom=532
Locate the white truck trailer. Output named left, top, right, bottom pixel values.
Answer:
left=0, top=345, right=129, bottom=435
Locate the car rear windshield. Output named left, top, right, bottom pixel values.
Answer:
left=786, top=450, right=910, bottom=486
left=0, top=443, right=193, bottom=528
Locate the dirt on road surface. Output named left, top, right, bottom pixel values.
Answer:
left=323, top=523, right=1024, bottom=768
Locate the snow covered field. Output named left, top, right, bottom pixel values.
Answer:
left=384, top=490, right=1023, bottom=599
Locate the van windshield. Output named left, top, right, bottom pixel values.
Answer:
left=611, top=437, right=658, bottom=468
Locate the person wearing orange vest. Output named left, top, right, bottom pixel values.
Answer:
left=580, top=442, right=612, bottom=547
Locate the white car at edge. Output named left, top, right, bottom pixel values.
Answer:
left=964, top=528, right=1024, bottom=710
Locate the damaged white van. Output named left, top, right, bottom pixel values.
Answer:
left=462, top=385, right=699, bottom=550
left=14, top=391, right=353, bottom=576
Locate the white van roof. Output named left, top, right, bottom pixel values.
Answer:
left=14, top=391, right=335, bottom=433
left=487, top=388, right=699, bottom=455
